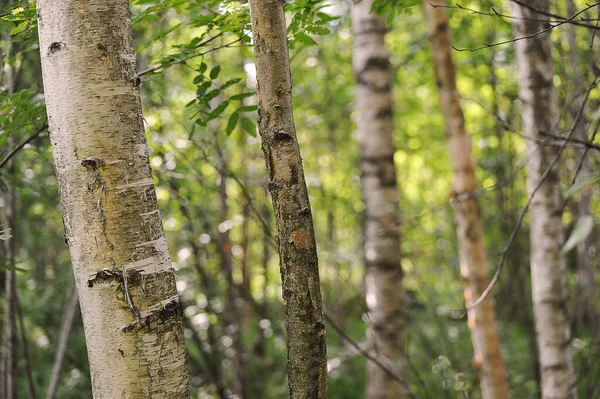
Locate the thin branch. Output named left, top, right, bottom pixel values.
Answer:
left=431, top=2, right=600, bottom=30
left=563, top=112, right=600, bottom=210
left=451, top=2, right=600, bottom=52
left=323, top=310, right=419, bottom=399
left=540, top=131, right=600, bottom=152
left=464, top=73, right=599, bottom=315
left=0, top=123, right=47, bottom=170
left=138, top=35, right=245, bottom=77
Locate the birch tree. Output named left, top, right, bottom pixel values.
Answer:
left=36, top=0, right=190, bottom=396
left=352, top=1, right=406, bottom=397
left=248, top=1, right=328, bottom=397
left=512, top=1, right=576, bottom=397
left=423, top=2, right=509, bottom=398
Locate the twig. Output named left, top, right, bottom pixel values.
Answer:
left=430, top=2, right=600, bottom=30
left=464, top=73, right=599, bottom=315
left=451, top=2, right=600, bottom=52
left=563, top=112, right=600, bottom=209
left=138, top=35, right=245, bottom=77
left=323, top=310, right=420, bottom=399
left=0, top=123, right=47, bottom=170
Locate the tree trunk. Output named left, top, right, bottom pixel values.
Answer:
left=36, top=0, right=190, bottom=397
left=352, top=2, right=406, bottom=398
left=566, top=0, right=598, bottom=337
left=511, top=2, right=577, bottom=398
left=1, top=183, right=17, bottom=399
left=216, top=148, right=249, bottom=399
left=423, top=3, right=509, bottom=398
left=248, top=1, right=328, bottom=397
left=45, top=278, right=79, bottom=399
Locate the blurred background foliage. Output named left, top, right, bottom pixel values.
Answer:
left=0, top=0, right=599, bottom=397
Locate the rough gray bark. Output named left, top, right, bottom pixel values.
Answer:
left=511, top=2, right=577, bottom=398
left=423, top=2, right=509, bottom=398
left=248, top=1, right=328, bottom=397
left=36, top=0, right=190, bottom=396
left=352, top=1, right=406, bottom=398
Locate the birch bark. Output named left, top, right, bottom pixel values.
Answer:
left=36, top=0, right=190, bottom=396
left=512, top=2, right=577, bottom=397
left=248, top=1, right=328, bottom=397
left=352, top=1, right=406, bottom=398
left=423, top=3, right=509, bottom=398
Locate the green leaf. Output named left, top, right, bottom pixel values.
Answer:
left=210, top=65, right=221, bottom=80
left=226, top=113, right=239, bottom=136
left=10, top=20, right=28, bottom=36
left=240, top=117, right=256, bottom=137
left=230, top=92, right=255, bottom=101
left=294, top=32, right=315, bottom=45
left=305, top=25, right=330, bottom=36
left=221, top=77, right=242, bottom=90
left=193, top=74, right=205, bottom=84
left=561, top=216, right=594, bottom=254
left=199, top=62, right=208, bottom=74
left=207, top=101, right=229, bottom=121
left=203, top=89, right=221, bottom=103
left=235, top=105, right=258, bottom=114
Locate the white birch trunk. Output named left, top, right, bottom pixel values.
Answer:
left=36, top=0, right=190, bottom=397
left=352, top=1, right=406, bottom=398
left=512, top=2, right=577, bottom=398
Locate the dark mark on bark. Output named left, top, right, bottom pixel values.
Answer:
left=97, top=43, right=108, bottom=57
left=274, top=131, right=294, bottom=143
left=121, top=299, right=183, bottom=333
left=48, top=42, right=65, bottom=56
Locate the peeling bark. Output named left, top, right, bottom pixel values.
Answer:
left=423, top=2, right=509, bottom=398
left=248, top=1, right=328, bottom=397
left=36, top=0, right=190, bottom=396
left=352, top=1, right=406, bottom=398
left=512, top=2, right=577, bottom=398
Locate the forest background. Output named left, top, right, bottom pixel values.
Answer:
left=0, top=0, right=599, bottom=398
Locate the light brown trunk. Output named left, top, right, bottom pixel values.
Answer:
left=423, top=2, right=510, bottom=398
left=352, top=1, right=406, bottom=398
left=248, top=1, right=328, bottom=397
left=512, top=2, right=577, bottom=398
left=36, top=0, right=190, bottom=396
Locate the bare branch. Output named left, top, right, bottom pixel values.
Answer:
left=449, top=2, right=600, bottom=52
left=430, top=2, right=600, bottom=30
left=323, top=310, right=420, bottom=399
left=464, top=73, right=599, bottom=315
left=0, top=123, right=48, bottom=170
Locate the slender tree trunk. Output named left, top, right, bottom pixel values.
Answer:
left=352, top=2, right=406, bottom=398
left=215, top=148, right=249, bottom=399
left=1, top=182, right=17, bottom=399
left=0, top=38, right=19, bottom=399
left=423, top=3, right=509, bottom=398
left=248, top=1, right=328, bottom=397
left=566, top=0, right=598, bottom=336
left=36, top=1, right=190, bottom=396
left=45, top=280, right=79, bottom=399
left=511, top=2, right=577, bottom=398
